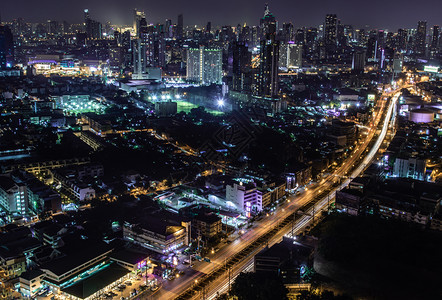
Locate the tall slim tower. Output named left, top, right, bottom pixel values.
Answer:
left=255, top=39, right=279, bottom=99
left=415, top=21, right=427, bottom=56
left=0, top=25, right=14, bottom=69
left=177, top=14, right=184, bottom=39
left=324, top=14, right=337, bottom=49
left=231, top=41, right=251, bottom=92
left=84, top=9, right=90, bottom=23
left=430, top=25, right=440, bottom=57
left=133, top=9, right=146, bottom=37
left=260, top=3, right=277, bottom=40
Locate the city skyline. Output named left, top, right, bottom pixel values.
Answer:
left=0, top=0, right=441, bottom=299
left=1, top=0, right=441, bottom=30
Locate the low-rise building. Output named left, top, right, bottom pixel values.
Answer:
left=0, top=227, right=41, bottom=280
left=18, top=269, right=45, bottom=298
left=123, top=219, right=189, bottom=254
left=393, top=157, right=426, bottom=181
left=192, top=212, right=222, bottom=238
left=0, top=175, right=29, bottom=215
left=254, top=237, right=314, bottom=284
left=368, top=194, right=430, bottom=226
left=51, top=164, right=103, bottom=201
left=335, top=189, right=364, bottom=216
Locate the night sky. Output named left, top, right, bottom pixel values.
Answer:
left=2, top=0, right=441, bottom=30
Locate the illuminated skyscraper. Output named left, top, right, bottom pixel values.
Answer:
left=281, top=23, right=294, bottom=43
left=84, top=9, right=90, bottom=24
left=133, top=9, right=146, bottom=37
left=414, top=21, right=427, bottom=56
left=430, top=25, right=440, bottom=57
left=231, top=41, right=252, bottom=92
left=260, top=3, right=277, bottom=40
left=84, top=9, right=102, bottom=39
left=279, top=42, right=302, bottom=69
left=352, top=49, right=366, bottom=71
left=146, top=32, right=165, bottom=68
left=324, top=14, right=337, bottom=51
left=397, top=29, right=408, bottom=52
left=132, top=38, right=147, bottom=79
left=255, top=39, right=279, bottom=99
left=187, top=46, right=222, bottom=85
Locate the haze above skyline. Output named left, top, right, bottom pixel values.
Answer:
left=1, top=0, right=441, bottom=30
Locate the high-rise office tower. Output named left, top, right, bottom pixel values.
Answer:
left=352, top=49, right=366, bottom=71
left=84, top=9, right=90, bottom=23
left=187, top=46, right=222, bottom=85
left=47, top=20, right=59, bottom=36
left=430, top=25, right=440, bottom=57
left=393, top=53, right=403, bottom=74
left=165, top=19, right=172, bottom=38
left=146, top=32, right=165, bottom=68
left=177, top=14, right=184, bottom=39
left=397, top=29, right=408, bottom=52
left=121, top=30, right=132, bottom=67
left=109, top=47, right=123, bottom=71
left=287, top=43, right=302, bottom=68
left=376, top=30, right=385, bottom=49
left=138, top=17, right=148, bottom=37
left=336, top=20, right=346, bottom=48
left=0, top=25, right=14, bottom=69
left=366, top=36, right=377, bottom=60
left=231, top=42, right=252, bottom=92
left=324, top=14, right=337, bottom=51
left=281, top=23, right=294, bottom=43
left=206, top=22, right=212, bottom=33
left=304, top=28, right=318, bottom=58
left=86, top=20, right=102, bottom=39
left=295, top=28, right=305, bottom=45
left=279, top=42, right=302, bottom=69
left=255, top=39, right=279, bottom=99
left=260, top=3, right=277, bottom=40
left=133, top=9, right=146, bottom=37
left=414, top=21, right=427, bottom=56
left=239, top=25, right=251, bottom=44
left=132, top=38, right=147, bottom=79
left=83, top=9, right=102, bottom=39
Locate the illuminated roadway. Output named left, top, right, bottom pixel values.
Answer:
left=146, top=86, right=404, bottom=300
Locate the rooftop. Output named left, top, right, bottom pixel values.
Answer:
left=61, top=263, right=129, bottom=299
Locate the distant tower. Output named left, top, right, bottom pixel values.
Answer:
left=84, top=9, right=90, bottom=23
left=324, top=14, right=337, bottom=54
left=255, top=39, right=279, bottom=99
left=133, top=9, right=146, bottom=37
left=430, top=25, right=440, bottom=57
left=177, top=14, right=184, bottom=39
left=260, top=3, right=277, bottom=40
left=352, top=49, right=366, bottom=71
left=414, top=21, right=427, bottom=56
left=187, top=46, right=222, bottom=85
left=0, top=25, right=14, bottom=68
left=231, top=41, right=252, bottom=92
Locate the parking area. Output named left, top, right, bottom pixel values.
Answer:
left=97, top=274, right=160, bottom=300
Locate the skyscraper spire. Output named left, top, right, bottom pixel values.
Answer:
left=264, top=3, right=270, bottom=17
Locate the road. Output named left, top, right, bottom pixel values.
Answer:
left=144, top=87, right=402, bottom=300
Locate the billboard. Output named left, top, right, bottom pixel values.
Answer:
left=424, top=66, right=439, bottom=73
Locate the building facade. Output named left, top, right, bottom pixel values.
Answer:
left=186, top=46, right=222, bottom=85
